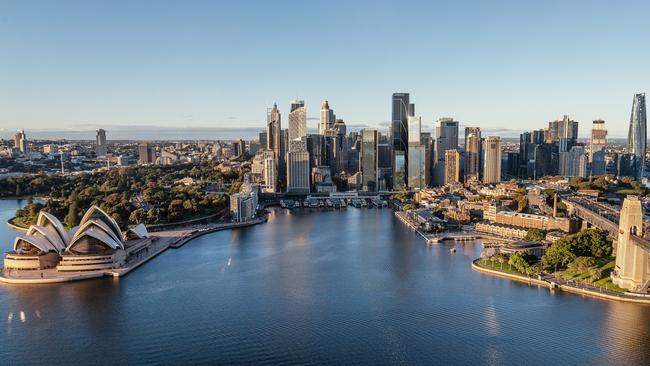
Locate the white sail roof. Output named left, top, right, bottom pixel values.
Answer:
left=79, top=206, right=122, bottom=242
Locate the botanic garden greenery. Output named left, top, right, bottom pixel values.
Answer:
left=5, top=162, right=245, bottom=228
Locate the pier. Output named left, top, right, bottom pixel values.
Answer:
left=394, top=211, right=514, bottom=245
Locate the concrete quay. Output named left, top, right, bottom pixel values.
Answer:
left=394, top=211, right=513, bottom=245
left=0, top=216, right=267, bottom=284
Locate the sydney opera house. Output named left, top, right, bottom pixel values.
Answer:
left=4, top=205, right=150, bottom=272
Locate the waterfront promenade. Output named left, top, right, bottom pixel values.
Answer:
left=394, top=209, right=650, bottom=305
left=0, top=216, right=267, bottom=284
left=472, top=260, right=650, bottom=305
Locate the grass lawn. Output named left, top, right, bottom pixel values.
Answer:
left=477, top=259, right=530, bottom=277
left=9, top=216, right=34, bottom=229
left=554, top=257, right=626, bottom=293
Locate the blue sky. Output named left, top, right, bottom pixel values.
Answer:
left=1, top=0, right=648, bottom=139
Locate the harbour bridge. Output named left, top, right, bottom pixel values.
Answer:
left=564, top=196, right=650, bottom=292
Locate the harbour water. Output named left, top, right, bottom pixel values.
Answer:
left=0, top=199, right=649, bottom=365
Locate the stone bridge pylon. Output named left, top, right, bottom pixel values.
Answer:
left=612, top=196, right=650, bottom=292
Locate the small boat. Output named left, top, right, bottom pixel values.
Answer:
left=450, top=248, right=457, bottom=253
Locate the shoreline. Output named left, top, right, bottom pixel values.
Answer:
left=471, top=260, right=650, bottom=305
left=0, top=215, right=268, bottom=285
left=392, top=208, right=650, bottom=305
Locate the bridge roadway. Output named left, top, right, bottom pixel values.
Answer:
left=563, top=196, right=650, bottom=252
left=563, top=197, right=619, bottom=237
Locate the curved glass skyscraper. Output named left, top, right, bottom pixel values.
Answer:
left=627, top=93, right=646, bottom=180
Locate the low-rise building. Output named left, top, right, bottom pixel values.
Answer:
left=475, top=221, right=528, bottom=239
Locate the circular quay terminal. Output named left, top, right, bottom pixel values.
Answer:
left=3, top=1, right=650, bottom=365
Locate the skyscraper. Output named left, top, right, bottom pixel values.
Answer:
left=263, top=156, right=277, bottom=193
left=559, top=146, right=588, bottom=178
left=444, top=150, right=460, bottom=185
left=433, top=118, right=459, bottom=186
left=407, top=116, right=429, bottom=189
left=627, top=93, right=647, bottom=181
left=590, top=119, right=607, bottom=176
left=286, top=139, right=310, bottom=193
left=392, top=93, right=412, bottom=190
left=319, top=100, right=335, bottom=135
left=259, top=131, right=268, bottom=150
left=482, top=136, right=501, bottom=184
left=288, top=100, right=307, bottom=141
left=464, top=127, right=481, bottom=182
left=267, top=104, right=282, bottom=190
left=548, top=115, right=579, bottom=142
left=360, top=128, right=378, bottom=191
left=267, top=103, right=282, bottom=156
left=95, top=129, right=107, bottom=157
left=138, top=142, right=154, bottom=165
left=333, top=119, right=348, bottom=173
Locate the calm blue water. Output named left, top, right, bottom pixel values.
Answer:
left=0, top=199, right=649, bottom=365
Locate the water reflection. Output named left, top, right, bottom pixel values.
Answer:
left=0, top=201, right=649, bottom=364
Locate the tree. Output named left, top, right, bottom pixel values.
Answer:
left=524, top=228, right=545, bottom=242
left=64, top=196, right=81, bottom=228
left=129, top=208, right=146, bottom=224
left=567, top=256, right=596, bottom=273
left=509, top=253, right=532, bottom=274
left=542, top=239, right=576, bottom=270
left=576, top=229, right=611, bottom=258
left=510, top=194, right=528, bottom=212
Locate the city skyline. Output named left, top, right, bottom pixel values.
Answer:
left=2, top=2, right=650, bottom=364
left=2, top=1, right=650, bottom=138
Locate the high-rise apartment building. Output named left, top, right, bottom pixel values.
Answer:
left=482, top=136, right=501, bottom=184
left=263, top=156, right=277, bottom=193
left=233, top=139, right=246, bottom=157
left=627, top=93, right=647, bottom=180
left=138, top=142, right=154, bottom=165
left=360, top=128, right=378, bottom=191
left=434, top=118, right=459, bottom=186
left=95, top=129, right=107, bottom=157
left=14, top=130, right=27, bottom=154
left=464, top=127, right=481, bottom=182
left=444, top=149, right=460, bottom=185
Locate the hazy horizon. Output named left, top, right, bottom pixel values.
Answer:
left=2, top=0, right=649, bottom=139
